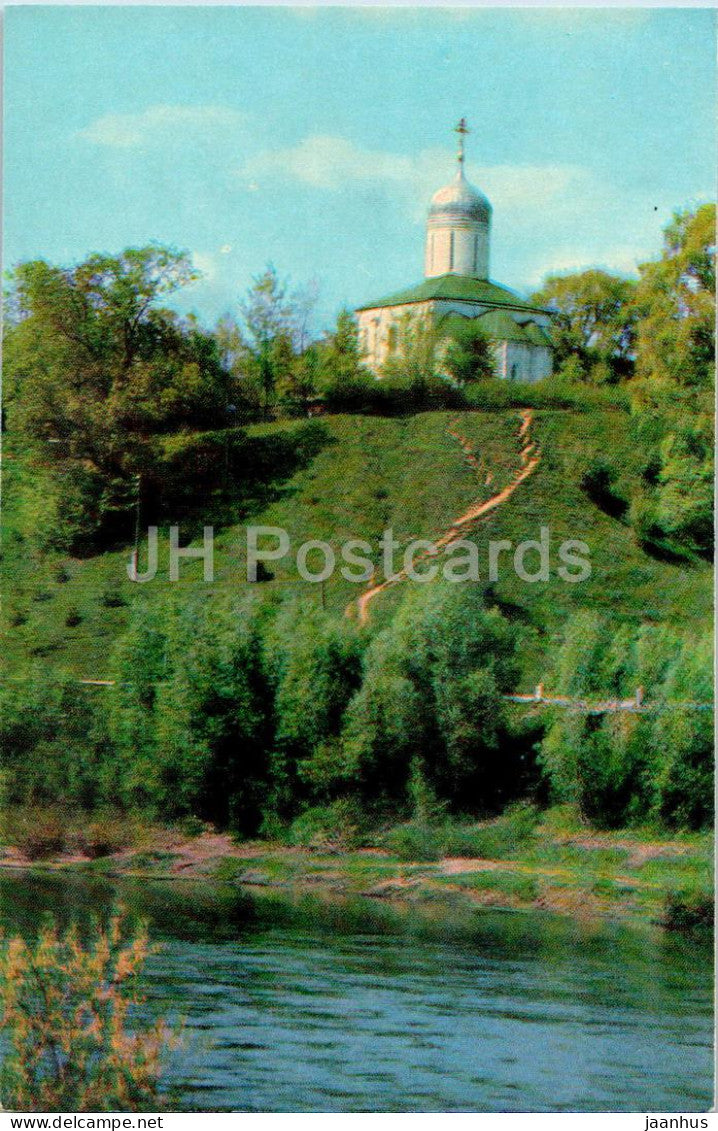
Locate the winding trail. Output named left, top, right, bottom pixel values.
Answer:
left=350, top=410, right=541, bottom=625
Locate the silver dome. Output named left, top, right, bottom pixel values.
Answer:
left=428, top=171, right=491, bottom=223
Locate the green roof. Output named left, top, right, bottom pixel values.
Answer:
left=474, top=309, right=531, bottom=343
left=356, top=273, right=548, bottom=315
left=522, top=321, right=554, bottom=347
left=438, top=309, right=554, bottom=346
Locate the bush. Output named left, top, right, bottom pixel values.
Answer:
left=101, top=589, right=127, bottom=609
left=287, top=800, right=364, bottom=851
left=383, top=822, right=442, bottom=862
left=2, top=807, right=67, bottom=860
left=581, top=459, right=628, bottom=519
left=440, top=803, right=540, bottom=859
left=661, top=890, right=714, bottom=932
left=76, top=813, right=132, bottom=859
left=0, top=911, right=176, bottom=1111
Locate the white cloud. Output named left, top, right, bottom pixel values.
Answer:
left=240, top=134, right=584, bottom=216
left=79, top=105, right=249, bottom=149
left=242, top=134, right=414, bottom=191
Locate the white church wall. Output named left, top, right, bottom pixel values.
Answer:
left=425, top=221, right=489, bottom=279
left=357, top=303, right=434, bottom=372
left=529, top=346, right=553, bottom=383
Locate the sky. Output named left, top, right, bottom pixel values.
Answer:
left=4, top=6, right=716, bottom=330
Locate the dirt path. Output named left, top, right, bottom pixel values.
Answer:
left=352, top=410, right=541, bottom=625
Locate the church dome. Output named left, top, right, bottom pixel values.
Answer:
left=428, top=170, right=491, bottom=224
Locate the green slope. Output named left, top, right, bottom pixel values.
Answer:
left=2, top=409, right=711, bottom=683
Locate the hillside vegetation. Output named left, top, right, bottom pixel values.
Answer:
left=2, top=406, right=710, bottom=677
left=1, top=207, right=713, bottom=891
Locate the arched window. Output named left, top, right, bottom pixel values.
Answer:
left=473, top=234, right=479, bottom=274
left=449, top=230, right=455, bottom=271
left=387, top=324, right=398, bottom=354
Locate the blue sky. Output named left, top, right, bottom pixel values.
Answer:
left=4, top=6, right=716, bottom=330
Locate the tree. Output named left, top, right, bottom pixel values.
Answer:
left=0, top=912, right=174, bottom=1112
left=263, top=602, right=363, bottom=810
left=315, top=308, right=366, bottom=392
left=634, top=204, right=715, bottom=388
left=3, top=245, right=229, bottom=549
left=238, top=265, right=317, bottom=414
left=531, top=268, right=638, bottom=378
left=442, top=321, right=496, bottom=384
left=109, top=595, right=272, bottom=831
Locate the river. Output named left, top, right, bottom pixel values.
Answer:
left=0, top=872, right=712, bottom=1112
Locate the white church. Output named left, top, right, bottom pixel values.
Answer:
left=356, top=120, right=554, bottom=383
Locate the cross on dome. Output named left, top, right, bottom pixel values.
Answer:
left=454, top=117, right=470, bottom=169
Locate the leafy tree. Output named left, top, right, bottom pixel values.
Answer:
left=655, top=420, right=713, bottom=555
left=337, top=583, right=523, bottom=814
left=532, top=268, right=637, bottom=379
left=0, top=673, right=110, bottom=811
left=443, top=321, right=496, bottom=384
left=635, top=204, right=715, bottom=388
left=238, top=266, right=317, bottom=414
left=539, top=617, right=713, bottom=828
left=3, top=245, right=230, bottom=549
left=316, top=308, right=366, bottom=392
left=110, top=595, right=272, bottom=831
left=263, top=602, right=363, bottom=809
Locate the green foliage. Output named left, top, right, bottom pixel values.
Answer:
left=539, top=617, right=713, bottom=828
left=286, top=799, right=364, bottom=850
left=531, top=268, right=638, bottom=379
left=580, top=459, right=628, bottom=520
left=439, top=803, right=540, bottom=859
left=3, top=245, right=232, bottom=552
left=262, top=601, right=363, bottom=810
left=443, top=321, right=496, bottom=384
left=109, top=595, right=272, bottom=831
left=661, top=890, right=714, bottom=932
left=383, top=822, right=442, bottom=862
left=0, top=912, right=174, bottom=1112
left=0, top=674, right=111, bottom=810
left=315, top=308, right=368, bottom=394
left=635, top=204, right=715, bottom=389
left=337, top=583, right=524, bottom=814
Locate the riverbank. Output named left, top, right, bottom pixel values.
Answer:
left=1, top=806, right=712, bottom=929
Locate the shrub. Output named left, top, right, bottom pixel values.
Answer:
left=581, top=459, right=628, bottom=519
left=287, top=799, right=364, bottom=851
left=3, top=807, right=67, bottom=860
left=101, top=589, right=127, bottom=609
left=440, top=803, right=540, bottom=859
left=65, top=606, right=82, bottom=627
left=452, top=870, right=539, bottom=902
left=383, top=822, right=442, bottom=862
left=0, top=912, right=176, bottom=1112
left=77, top=813, right=132, bottom=859
left=661, top=890, right=714, bottom=932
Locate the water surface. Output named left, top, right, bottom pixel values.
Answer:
left=0, top=872, right=712, bottom=1113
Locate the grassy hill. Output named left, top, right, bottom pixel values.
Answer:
left=2, top=406, right=711, bottom=686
